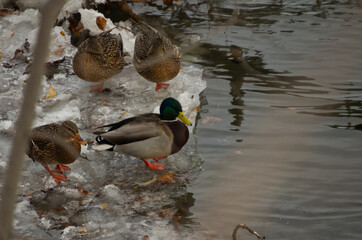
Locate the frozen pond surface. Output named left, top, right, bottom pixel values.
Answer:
left=0, top=5, right=211, bottom=240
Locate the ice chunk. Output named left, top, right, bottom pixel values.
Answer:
left=0, top=9, right=39, bottom=59
left=58, top=0, right=83, bottom=20
left=78, top=9, right=135, bottom=54
left=79, top=9, right=109, bottom=35
left=15, top=0, right=83, bottom=21
left=48, top=26, right=74, bottom=62
left=34, top=99, right=82, bottom=126
left=39, top=217, right=52, bottom=229
left=13, top=0, right=48, bottom=10
left=0, top=120, right=13, bottom=131
left=102, top=184, right=122, bottom=201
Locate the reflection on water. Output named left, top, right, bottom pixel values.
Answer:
left=134, top=0, right=362, bottom=239
left=275, top=100, right=362, bottom=118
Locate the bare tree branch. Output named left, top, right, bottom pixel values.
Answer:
left=0, top=1, right=65, bottom=239
left=232, top=224, right=265, bottom=240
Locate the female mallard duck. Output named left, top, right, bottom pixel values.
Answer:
left=73, top=29, right=124, bottom=92
left=93, top=98, right=191, bottom=170
left=26, top=121, right=86, bottom=183
left=133, top=23, right=182, bottom=91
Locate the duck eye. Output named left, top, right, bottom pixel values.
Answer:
left=65, top=126, right=76, bottom=135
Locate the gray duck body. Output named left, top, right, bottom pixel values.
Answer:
left=95, top=113, right=189, bottom=159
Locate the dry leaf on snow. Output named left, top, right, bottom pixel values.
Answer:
left=157, top=171, right=176, bottom=183
left=96, top=16, right=107, bottom=30
left=192, top=105, right=200, bottom=112
left=43, top=84, right=57, bottom=100
left=78, top=227, right=88, bottom=233
left=54, top=47, right=64, bottom=56
left=100, top=202, right=110, bottom=210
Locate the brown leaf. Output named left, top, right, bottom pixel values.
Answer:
left=43, top=84, right=57, bottom=100
left=100, top=202, right=109, bottom=210
left=36, top=210, right=46, bottom=217
left=234, top=150, right=243, bottom=155
left=173, top=213, right=183, bottom=221
left=96, top=16, right=107, bottom=31
left=157, top=209, right=174, bottom=218
left=157, top=171, right=176, bottom=183
left=192, top=105, right=200, bottom=112
left=53, top=207, right=65, bottom=212
left=98, top=98, right=109, bottom=106
left=13, top=48, right=23, bottom=59
left=3, top=62, right=13, bottom=68
left=60, top=31, right=66, bottom=37
left=77, top=187, right=89, bottom=195
left=78, top=227, right=88, bottom=233
left=120, top=110, right=128, bottom=119
left=201, top=116, right=222, bottom=126
left=71, top=21, right=85, bottom=35
left=54, top=48, right=64, bottom=56
left=0, top=9, right=16, bottom=16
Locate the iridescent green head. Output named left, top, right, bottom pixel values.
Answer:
left=160, top=98, right=192, bottom=126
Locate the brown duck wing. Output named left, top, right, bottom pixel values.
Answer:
left=99, top=32, right=123, bottom=58
left=27, top=132, right=58, bottom=165
left=134, top=25, right=159, bottom=60
left=135, top=24, right=175, bottom=60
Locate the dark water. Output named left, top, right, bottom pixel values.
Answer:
left=135, top=1, right=362, bottom=239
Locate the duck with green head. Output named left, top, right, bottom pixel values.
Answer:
left=93, top=98, right=192, bottom=170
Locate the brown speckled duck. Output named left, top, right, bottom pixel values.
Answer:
left=73, top=29, right=124, bottom=92
left=133, top=24, right=182, bottom=91
left=26, top=121, right=86, bottom=183
left=93, top=98, right=191, bottom=170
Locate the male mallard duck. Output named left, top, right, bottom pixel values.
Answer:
left=73, top=29, right=124, bottom=92
left=133, top=23, right=182, bottom=91
left=26, top=121, right=86, bottom=183
left=93, top=98, right=191, bottom=170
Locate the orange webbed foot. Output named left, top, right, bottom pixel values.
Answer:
left=44, top=166, right=68, bottom=183
left=142, top=160, right=165, bottom=171
left=155, top=83, right=169, bottom=91
left=53, top=164, right=71, bottom=173
left=90, top=82, right=104, bottom=93
left=52, top=174, right=68, bottom=183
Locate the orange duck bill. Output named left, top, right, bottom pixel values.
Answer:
left=74, top=134, right=87, bottom=146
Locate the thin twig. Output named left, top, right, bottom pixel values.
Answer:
left=0, top=1, right=65, bottom=239
left=115, top=24, right=136, bottom=36
left=232, top=224, right=265, bottom=240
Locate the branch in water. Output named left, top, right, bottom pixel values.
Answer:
left=232, top=224, right=265, bottom=240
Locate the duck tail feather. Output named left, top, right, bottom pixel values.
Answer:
left=93, top=136, right=115, bottom=151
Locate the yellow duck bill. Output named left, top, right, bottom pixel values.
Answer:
left=178, top=112, right=192, bottom=126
